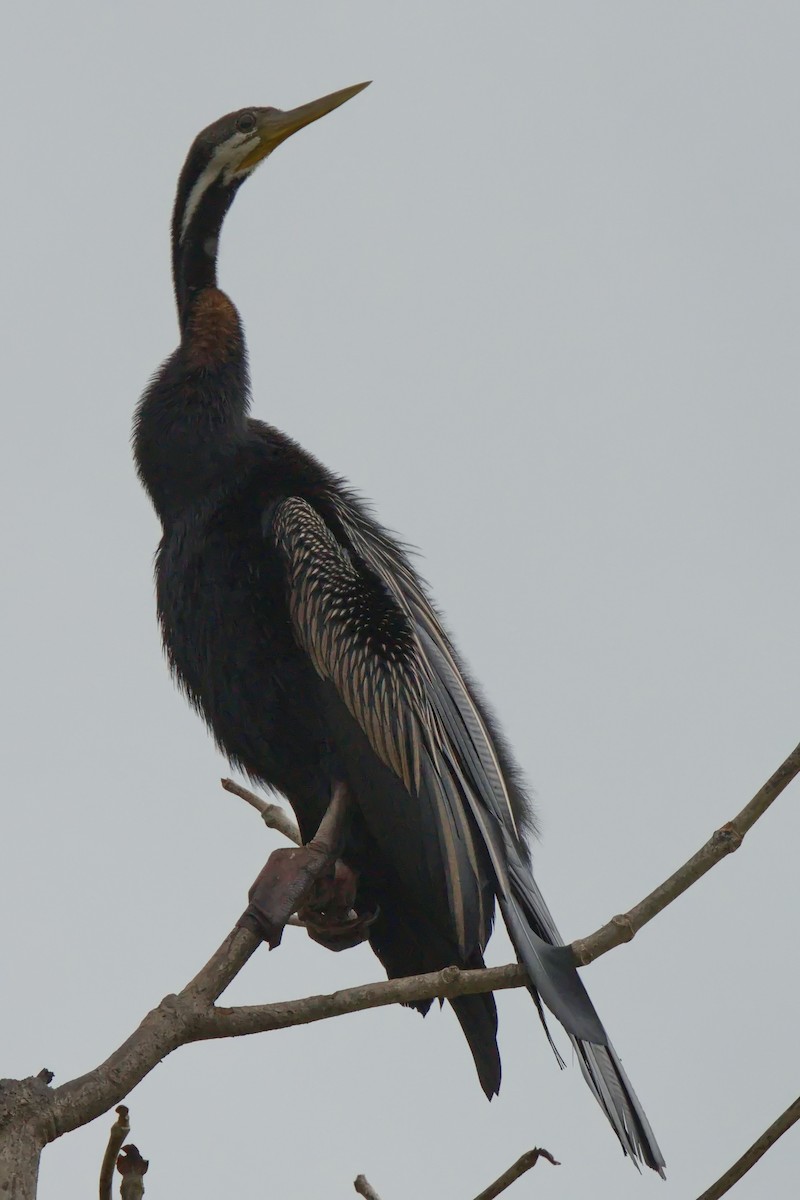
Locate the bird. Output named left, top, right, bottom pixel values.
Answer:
left=133, top=82, right=665, bottom=1175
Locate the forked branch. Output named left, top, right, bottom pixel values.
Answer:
left=3, top=740, right=797, bottom=1199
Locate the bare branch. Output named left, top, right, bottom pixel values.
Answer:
left=117, top=1144, right=148, bottom=1200
left=99, top=1106, right=130, bottom=1200
left=572, top=739, right=800, bottom=965
left=11, top=739, right=798, bottom=1195
left=695, top=1095, right=800, bottom=1200
left=473, top=1148, right=560, bottom=1200
left=46, top=925, right=261, bottom=1138
left=47, top=957, right=524, bottom=1140
left=354, top=1175, right=383, bottom=1200
left=354, top=1150, right=560, bottom=1200
left=194, top=962, right=526, bottom=1040
left=221, top=778, right=301, bottom=845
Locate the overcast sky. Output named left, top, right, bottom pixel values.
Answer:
left=2, top=4, right=799, bottom=1198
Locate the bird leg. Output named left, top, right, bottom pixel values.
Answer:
left=237, top=782, right=353, bottom=949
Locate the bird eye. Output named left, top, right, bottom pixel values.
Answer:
left=237, top=112, right=257, bottom=133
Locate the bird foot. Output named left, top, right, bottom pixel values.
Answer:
left=299, top=905, right=379, bottom=952
left=237, top=783, right=352, bottom=948
left=295, top=859, right=378, bottom=951
left=238, top=844, right=336, bottom=948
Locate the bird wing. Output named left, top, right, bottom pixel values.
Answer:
left=323, top=493, right=614, bottom=1035
left=271, top=493, right=665, bottom=1174
left=269, top=495, right=493, bottom=959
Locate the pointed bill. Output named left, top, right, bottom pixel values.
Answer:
left=238, top=82, right=371, bottom=171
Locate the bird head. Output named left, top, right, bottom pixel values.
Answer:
left=173, top=82, right=370, bottom=253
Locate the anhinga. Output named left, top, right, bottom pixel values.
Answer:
left=133, top=83, right=665, bottom=1175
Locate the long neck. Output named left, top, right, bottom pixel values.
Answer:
left=171, top=181, right=239, bottom=332
left=134, top=185, right=251, bottom=522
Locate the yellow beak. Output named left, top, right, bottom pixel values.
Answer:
left=238, top=81, right=370, bottom=171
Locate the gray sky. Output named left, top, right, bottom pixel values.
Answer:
left=2, top=4, right=799, bottom=1197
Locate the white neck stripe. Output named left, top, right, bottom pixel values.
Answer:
left=179, top=132, right=256, bottom=243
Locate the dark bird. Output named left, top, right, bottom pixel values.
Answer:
left=133, top=83, right=665, bottom=1175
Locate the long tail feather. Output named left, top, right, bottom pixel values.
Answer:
left=503, top=851, right=666, bottom=1175
left=451, top=990, right=501, bottom=1099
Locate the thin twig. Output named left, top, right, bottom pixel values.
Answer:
left=695, top=1095, right=800, bottom=1200
left=473, top=1148, right=560, bottom=1200
left=354, top=1175, right=383, bottom=1200
left=572, top=740, right=800, bottom=965
left=99, top=1106, right=130, bottom=1200
left=221, top=778, right=301, bottom=845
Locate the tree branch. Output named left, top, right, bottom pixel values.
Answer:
left=572, top=739, right=800, bottom=965
left=117, top=1144, right=148, bottom=1200
left=221, top=778, right=301, bottom=845
left=46, top=924, right=263, bottom=1138
left=7, top=739, right=798, bottom=1192
left=473, top=1147, right=560, bottom=1200
left=351, top=1148, right=560, bottom=1200
left=99, top=1106, right=130, bottom=1200
left=695, top=1094, right=800, bottom=1200
left=192, top=962, right=527, bottom=1040
left=353, top=1175, right=383, bottom=1200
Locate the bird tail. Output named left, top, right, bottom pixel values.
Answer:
left=367, top=903, right=501, bottom=1099
left=499, top=851, right=666, bottom=1176
left=449, top=969, right=501, bottom=1099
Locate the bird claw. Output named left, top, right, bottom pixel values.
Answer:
left=295, top=857, right=376, bottom=950
left=298, top=905, right=379, bottom=952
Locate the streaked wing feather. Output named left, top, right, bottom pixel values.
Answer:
left=327, top=496, right=522, bottom=840
left=271, top=496, right=488, bottom=958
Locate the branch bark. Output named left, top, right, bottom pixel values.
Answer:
left=0, top=1076, right=49, bottom=1200
left=221, top=778, right=301, bottom=845
left=99, top=1107, right=130, bottom=1200
left=353, top=1175, right=383, bottom=1200
left=352, top=1148, right=561, bottom=1200
left=472, top=1147, right=560, bottom=1200
left=695, top=1094, right=800, bottom=1200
